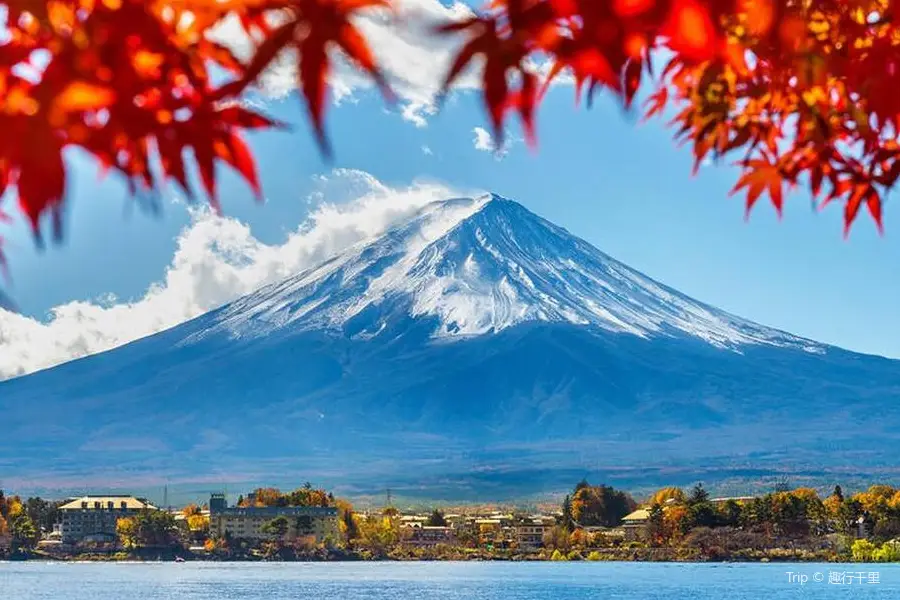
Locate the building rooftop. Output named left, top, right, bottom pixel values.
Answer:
left=621, top=509, right=652, bottom=523
left=212, top=505, right=338, bottom=517
left=59, top=496, right=157, bottom=511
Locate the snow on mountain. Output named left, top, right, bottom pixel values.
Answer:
left=188, top=194, right=821, bottom=353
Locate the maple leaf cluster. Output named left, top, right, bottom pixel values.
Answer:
left=439, top=0, right=900, bottom=236
left=0, top=0, right=898, bottom=288
left=0, top=0, right=389, bottom=255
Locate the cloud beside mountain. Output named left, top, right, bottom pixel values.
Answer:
left=0, top=170, right=475, bottom=381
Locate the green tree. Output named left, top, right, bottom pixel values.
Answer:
left=718, top=500, right=742, bottom=527
left=9, top=514, right=38, bottom=551
left=261, top=516, right=290, bottom=538
left=561, top=495, right=574, bottom=532
left=425, top=510, right=448, bottom=527
left=295, top=515, right=313, bottom=535
left=4, top=497, right=38, bottom=552
left=340, top=510, right=359, bottom=547
left=686, top=484, right=716, bottom=529
left=646, top=503, right=666, bottom=547
left=24, top=497, right=60, bottom=535
left=123, top=510, right=179, bottom=549
left=688, top=483, right=710, bottom=505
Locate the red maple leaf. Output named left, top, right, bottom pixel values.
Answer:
left=222, top=0, right=395, bottom=159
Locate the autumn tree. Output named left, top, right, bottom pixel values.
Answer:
left=649, top=487, right=686, bottom=506
left=186, top=513, right=210, bottom=541
left=339, top=507, right=359, bottom=547
left=117, top=516, right=138, bottom=549
left=356, top=514, right=399, bottom=555
left=570, top=481, right=636, bottom=528
left=4, top=497, right=38, bottom=552
left=119, top=510, right=179, bottom=549
left=2, top=0, right=900, bottom=283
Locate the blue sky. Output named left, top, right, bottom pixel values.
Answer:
left=1, top=0, right=899, bottom=373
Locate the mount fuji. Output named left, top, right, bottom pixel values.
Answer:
left=4, top=194, right=900, bottom=500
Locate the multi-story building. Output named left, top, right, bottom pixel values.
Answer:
left=58, top=495, right=157, bottom=545
left=515, top=517, right=553, bottom=549
left=208, top=494, right=338, bottom=542
left=403, top=526, right=457, bottom=547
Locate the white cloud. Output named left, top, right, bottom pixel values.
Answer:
left=0, top=170, right=476, bottom=381
left=421, top=144, right=433, bottom=156
left=211, top=0, right=481, bottom=127
left=472, top=126, right=519, bottom=159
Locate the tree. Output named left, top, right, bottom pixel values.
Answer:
left=261, top=516, right=290, bottom=538
left=561, top=494, right=574, bottom=532
left=645, top=503, right=666, bottom=547
left=4, top=497, right=38, bottom=552
left=1, top=0, right=899, bottom=278
left=295, top=515, right=313, bottom=535
left=688, top=483, right=710, bottom=505
left=120, top=510, right=179, bottom=549
left=425, top=509, right=448, bottom=527
left=339, top=508, right=359, bottom=547
left=542, top=525, right=571, bottom=551
left=718, top=499, right=742, bottom=528
left=357, top=515, right=399, bottom=555
left=24, top=497, right=60, bottom=535
left=117, top=517, right=138, bottom=549
left=649, top=487, right=686, bottom=506
left=685, top=484, right=716, bottom=529
left=186, top=513, right=210, bottom=540
left=570, top=482, right=637, bottom=528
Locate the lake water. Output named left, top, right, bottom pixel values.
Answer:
left=1, top=561, right=897, bottom=598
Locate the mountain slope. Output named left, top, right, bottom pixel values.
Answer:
left=188, top=195, right=819, bottom=350
left=3, top=194, right=900, bottom=499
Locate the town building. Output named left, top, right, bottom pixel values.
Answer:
left=403, top=526, right=457, bottom=547
left=621, top=508, right=652, bottom=541
left=399, top=515, right=428, bottom=529
left=515, top=518, right=552, bottom=549
left=58, top=495, right=157, bottom=545
left=207, top=494, right=338, bottom=542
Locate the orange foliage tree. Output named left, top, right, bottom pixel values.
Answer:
left=1, top=0, right=899, bottom=272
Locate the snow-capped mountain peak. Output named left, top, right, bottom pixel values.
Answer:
left=188, top=194, right=821, bottom=353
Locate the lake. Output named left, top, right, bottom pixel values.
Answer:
left=1, top=561, right=897, bottom=598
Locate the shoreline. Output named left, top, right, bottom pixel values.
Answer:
left=4, top=548, right=852, bottom=564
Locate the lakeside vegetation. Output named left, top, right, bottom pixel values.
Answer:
left=5, top=481, right=900, bottom=563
